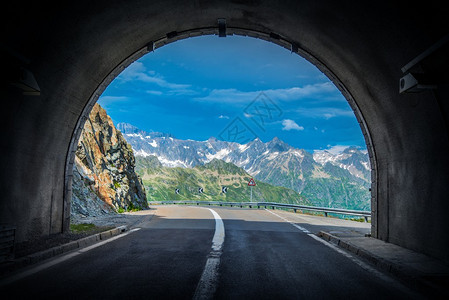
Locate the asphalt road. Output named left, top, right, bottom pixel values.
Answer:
left=1, top=206, right=423, bottom=299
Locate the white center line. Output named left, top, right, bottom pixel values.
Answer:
left=193, top=208, right=225, bottom=300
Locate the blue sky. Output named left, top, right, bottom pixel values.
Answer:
left=99, top=35, right=366, bottom=153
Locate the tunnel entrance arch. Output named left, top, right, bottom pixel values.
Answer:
left=64, top=27, right=378, bottom=236
left=5, top=1, right=449, bottom=263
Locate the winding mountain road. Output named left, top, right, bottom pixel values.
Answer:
left=1, top=206, right=421, bottom=299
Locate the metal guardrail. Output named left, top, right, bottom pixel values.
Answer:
left=148, top=201, right=371, bottom=222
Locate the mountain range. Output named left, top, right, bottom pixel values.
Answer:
left=117, top=122, right=371, bottom=210
left=135, top=156, right=311, bottom=205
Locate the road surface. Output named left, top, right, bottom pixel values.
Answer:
left=1, top=206, right=423, bottom=299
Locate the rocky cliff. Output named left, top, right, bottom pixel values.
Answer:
left=71, top=104, right=148, bottom=219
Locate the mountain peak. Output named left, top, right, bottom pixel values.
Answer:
left=116, top=122, right=143, bottom=135
left=342, top=146, right=360, bottom=154
left=117, top=123, right=175, bottom=139
left=246, top=138, right=264, bottom=150
left=267, top=136, right=290, bottom=152
left=201, top=158, right=247, bottom=175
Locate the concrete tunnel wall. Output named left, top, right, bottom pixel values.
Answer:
left=1, top=0, right=449, bottom=263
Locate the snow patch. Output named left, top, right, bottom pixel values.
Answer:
left=313, top=151, right=336, bottom=165
left=361, top=161, right=370, bottom=170
left=239, top=143, right=250, bottom=152
left=205, top=148, right=231, bottom=161
left=267, top=152, right=279, bottom=160
left=134, top=149, right=154, bottom=157
left=158, top=156, right=189, bottom=168
left=292, top=150, right=304, bottom=158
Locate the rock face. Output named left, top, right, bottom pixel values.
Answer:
left=71, top=104, right=147, bottom=219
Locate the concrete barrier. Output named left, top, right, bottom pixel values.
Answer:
left=0, top=226, right=128, bottom=277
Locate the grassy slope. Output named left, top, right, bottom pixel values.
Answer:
left=136, top=156, right=310, bottom=205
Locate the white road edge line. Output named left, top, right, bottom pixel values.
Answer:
left=307, top=234, right=391, bottom=279
left=264, top=209, right=412, bottom=289
left=193, top=208, right=225, bottom=300
left=0, top=228, right=141, bottom=287
left=264, top=208, right=310, bottom=233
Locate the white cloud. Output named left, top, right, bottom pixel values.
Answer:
left=281, top=119, right=304, bottom=131
left=193, top=82, right=341, bottom=104
left=218, top=115, right=229, bottom=119
left=146, top=90, right=163, bottom=96
left=322, top=145, right=349, bottom=155
left=118, top=61, right=193, bottom=92
left=98, top=96, right=130, bottom=104
left=296, top=107, right=355, bottom=119
left=243, top=113, right=253, bottom=118
left=267, top=82, right=339, bottom=101
left=194, top=88, right=259, bottom=103
left=315, top=145, right=367, bottom=155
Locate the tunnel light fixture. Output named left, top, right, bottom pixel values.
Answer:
left=9, top=67, right=41, bottom=96
left=291, top=43, right=299, bottom=54
left=3, top=45, right=40, bottom=96
left=399, top=73, right=436, bottom=93
left=146, top=41, right=155, bottom=52
left=166, top=31, right=178, bottom=39
left=399, top=34, right=449, bottom=94
left=218, top=18, right=226, bottom=37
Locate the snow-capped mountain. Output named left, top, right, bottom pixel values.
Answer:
left=313, top=147, right=371, bottom=182
left=117, top=122, right=371, bottom=210
left=117, top=122, right=371, bottom=188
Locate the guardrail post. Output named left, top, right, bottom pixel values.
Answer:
left=324, top=212, right=328, bottom=217
left=272, top=206, right=275, bottom=210
left=249, top=205, right=252, bottom=208
left=364, top=216, right=368, bottom=222
left=293, top=209, right=297, bottom=213
left=197, top=203, right=199, bottom=205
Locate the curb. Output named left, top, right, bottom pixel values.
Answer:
left=317, top=231, right=449, bottom=296
left=317, top=231, right=397, bottom=273
left=0, top=225, right=128, bottom=277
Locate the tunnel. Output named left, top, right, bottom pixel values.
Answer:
left=2, top=0, right=449, bottom=264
